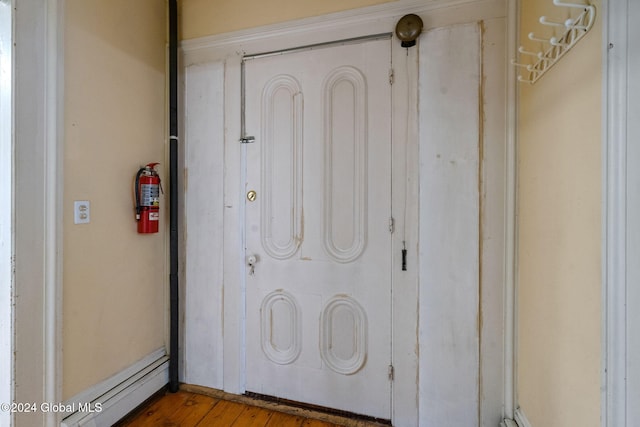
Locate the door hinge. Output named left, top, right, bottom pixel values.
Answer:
left=389, top=68, right=394, bottom=85
left=388, top=365, right=394, bottom=381
left=388, top=217, right=395, bottom=233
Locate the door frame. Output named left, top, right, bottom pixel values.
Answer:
left=11, top=1, right=64, bottom=426
left=0, top=3, right=12, bottom=424
left=181, top=1, right=516, bottom=425
left=602, top=0, right=639, bottom=425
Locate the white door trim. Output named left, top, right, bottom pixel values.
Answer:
left=603, top=0, right=630, bottom=425
left=45, top=2, right=64, bottom=424
left=13, top=1, right=64, bottom=425
left=181, top=1, right=514, bottom=426
left=504, top=0, right=519, bottom=422
left=0, top=3, right=13, bottom=426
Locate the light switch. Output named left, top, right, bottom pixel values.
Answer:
left=74, top=200, right=90, bottom=224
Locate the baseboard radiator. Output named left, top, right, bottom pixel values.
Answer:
left=61, top=348, right=169, bottom=427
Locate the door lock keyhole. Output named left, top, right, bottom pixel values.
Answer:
left=247, top=190, right=257, bottom=202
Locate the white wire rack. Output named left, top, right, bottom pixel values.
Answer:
left=513, top=0, right=596, bottom=84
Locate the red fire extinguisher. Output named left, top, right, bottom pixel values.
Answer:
left=135, top=163, right=162, bottom=234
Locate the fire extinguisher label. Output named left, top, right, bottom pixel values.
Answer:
left=141, top=184, right=160, bottom=207
left=149, top=212, right=160, bottom=221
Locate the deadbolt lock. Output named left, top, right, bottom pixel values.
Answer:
left=247, top=190, right=257, bottom=202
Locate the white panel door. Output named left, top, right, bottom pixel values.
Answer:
left=243, top=38, right=392, bottom=419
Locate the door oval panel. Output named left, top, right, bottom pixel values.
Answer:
left=320, top=295, right=368, bottom=375
left=261, top=75, right=303, bottom=260
left=322, top=66, right=368, bottom=263
left=260, top=290, right=302, bottom=365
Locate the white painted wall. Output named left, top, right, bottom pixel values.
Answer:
left=0, top=2, right=12, bottom=426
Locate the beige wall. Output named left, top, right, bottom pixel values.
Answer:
left=63, top=0, right=167, bottom=399
left=517, top=0, right=601, bottom=426
left=179, top=0, right=395, bottom=39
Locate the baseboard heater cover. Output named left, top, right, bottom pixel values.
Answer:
left=61, top=348, right=169, bottom=427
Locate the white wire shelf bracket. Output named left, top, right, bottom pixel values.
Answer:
left=513, top=0, right=596, bottom=84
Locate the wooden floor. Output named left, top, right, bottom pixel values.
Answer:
left=116, top=386, right=390, bottom=427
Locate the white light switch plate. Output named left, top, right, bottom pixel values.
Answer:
left=74, top=200, right=90, bottom=224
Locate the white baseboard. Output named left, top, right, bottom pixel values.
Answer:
left=514, top=408, right=533, bottom=427
left=501, top=407, right=532, bottom=427
left=61, top=348, right=169, bottom=427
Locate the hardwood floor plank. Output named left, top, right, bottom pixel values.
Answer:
left=167, top=392, right=220, bottom=426
left=195, top=399, right=246, bottom=426
left=124, top=391, right=191, bottom=427
left=119, top=388, right=389, bottom=427
left=231, top=405, right=274, bottom=426
left=264, top=411, right=306, bottom=427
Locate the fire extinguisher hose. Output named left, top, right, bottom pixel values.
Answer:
left=134, top=167, right=146, bottom=220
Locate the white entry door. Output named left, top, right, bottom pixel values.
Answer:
left=243, top=38, right=392, bottom=419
